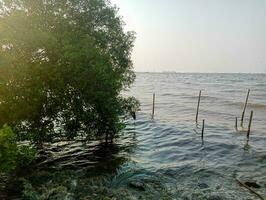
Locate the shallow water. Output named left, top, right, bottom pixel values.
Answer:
left=120, top=73, right=266, bottom=199
left=3, top=73, right=266, bottom=200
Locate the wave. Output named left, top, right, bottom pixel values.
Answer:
left=255, top=83, right=266, bottom=87
left=227, top=101, right=266, bottom=109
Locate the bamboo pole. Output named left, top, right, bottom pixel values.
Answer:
left=235, top=117, right=238, bottom=131
left=241, top=89, right=250, bottom=127
left=201, top=119, right=205, bottom=139
left=196, top=90, right=202, bottom=123
left=247, top=110, right=253, bottom=140
left=151, top=93, right=155, bottom=119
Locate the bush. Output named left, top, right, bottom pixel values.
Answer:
left=0, top=125, right=18, bottom=173
left=0, top=125, right=37, bottom=173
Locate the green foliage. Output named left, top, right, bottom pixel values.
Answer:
left=0, top=125, right=18, bottom=173
left=122, top=97, right=141, bottom=113
left=0, top=0, right=139, bottom=143
left=0, top=125, right=37, bottom=173
left=17, top=145, right=37, bottom=168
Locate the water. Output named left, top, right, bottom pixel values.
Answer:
left=3, top=73, right=266, bottom=199
left=122, top=73, right=266, bottom=199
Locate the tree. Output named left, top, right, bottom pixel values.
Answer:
left=0, top=0, right=138, bottom=143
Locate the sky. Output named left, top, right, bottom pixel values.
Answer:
left=110, top=0, right=266, bottom=73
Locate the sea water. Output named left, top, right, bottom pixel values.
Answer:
left=3, top=73, right=266, bottom=200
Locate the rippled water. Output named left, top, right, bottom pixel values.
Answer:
left=3, top=73, right=266, bottom=200
left=122, top=73, right=266, bottom=199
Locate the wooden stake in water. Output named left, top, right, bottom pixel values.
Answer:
left=235, top=117, right=238, bottom=130
left=151, top=93, right=155, bottom=119
left=196, top=90, right=202, bottom=123
left=201, top=119, right=205, bottom=139
left=247, top=110, right=253, bottom=140
left=236, top=179, right=265, bottom=200
left=241, top=89, right=250, bottom=127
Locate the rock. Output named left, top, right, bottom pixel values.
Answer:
left=215, top=185, right=221, bottom=190
left=208, top=194, right=223, bottom=200
left=244, top=181, right=261, bottom=189
left=198, top=182, right=209, bottom=189
left=129, top=181, right=145, bottom=191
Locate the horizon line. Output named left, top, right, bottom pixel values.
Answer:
left=134, top=71, right=266, bottom=74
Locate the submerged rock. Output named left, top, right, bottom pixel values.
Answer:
left=244, top=181, right=261, bottom=189
left=198, top=182, right=209, bottom=189
left=208, top=194, right=223, bottom=200
left=128, top=181, right=145, bottom=191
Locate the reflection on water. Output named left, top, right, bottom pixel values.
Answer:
left=2, top=73, right=266, bottom=199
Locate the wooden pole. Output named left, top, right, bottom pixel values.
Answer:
left=196, top=90, right=202, bottom=123
left=235, top=117, right=238, bottom=130
left=201, top=119, right=205, bottom=139
left=236, top=179, right=264, bottom=200
left=241, top=89, right=250, bottom=127
left=247, top=110, right=253, bottom=140
left=151, top=93, right=155, bottom=119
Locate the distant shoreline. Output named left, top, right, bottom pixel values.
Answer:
left=135, top=71, right=266, bottom=75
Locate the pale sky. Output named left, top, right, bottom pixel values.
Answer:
left=111, top=0, right=266, bottom=73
